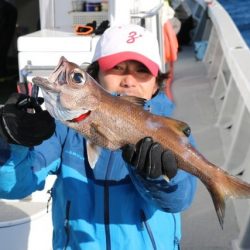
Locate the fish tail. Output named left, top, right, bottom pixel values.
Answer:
left=209, top=183, right=226, bottom=229
left=209, top=172, right=250, bottom=229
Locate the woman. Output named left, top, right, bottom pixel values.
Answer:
left=0, top=24, right=196, bottom=250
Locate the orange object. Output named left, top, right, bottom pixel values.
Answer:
left=163, top=20, right=178, bottom=63
left=165, top=62, right=174, bottom=101
left=162, top=20, right=179, bottom=101
left=74, top=25, right=94, bottom=35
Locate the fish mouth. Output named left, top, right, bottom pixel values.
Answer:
left=32, top=76, right=60, bottom=93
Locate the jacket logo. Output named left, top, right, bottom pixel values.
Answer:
left=127, top=31, right=142, bottom=43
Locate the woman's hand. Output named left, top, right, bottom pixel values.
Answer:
left=0, top=93, right=55, bottom=146
left=122, top=137, right=178, bottom=179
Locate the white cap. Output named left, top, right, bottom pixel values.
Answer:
left=92, top=24, right=162, bottom=77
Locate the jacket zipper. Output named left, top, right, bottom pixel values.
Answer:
left=140, top=210, right=157, bottom=250
left=64, top=200, right=71, bottom=250
left=104, top=153, right=113, bottom=250
left=104, top=180, right=111, bottom=250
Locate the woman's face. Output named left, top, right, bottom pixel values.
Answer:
left=98, top=60, right=158, bottom=100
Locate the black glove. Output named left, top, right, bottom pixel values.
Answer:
left=122, top=137, right=177, bottom=179
left=0, top=93, right=55, bottom=147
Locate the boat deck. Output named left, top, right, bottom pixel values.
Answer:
left=172, top=46, right=240, bottom=249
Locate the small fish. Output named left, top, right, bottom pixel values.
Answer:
left=32, top=57, right=250, bottom=228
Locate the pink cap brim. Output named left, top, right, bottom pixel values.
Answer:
left=98, top=52, right=159, bottom=77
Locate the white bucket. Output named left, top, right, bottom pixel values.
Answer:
left=0, top=200, right=53, bottom=250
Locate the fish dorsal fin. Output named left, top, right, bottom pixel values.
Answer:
left=118, top=95, right=146, bottom=106
left=161, top=116, right=191, bottom=137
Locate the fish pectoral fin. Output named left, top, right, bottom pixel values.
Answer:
left=161, top=116, right=191, bottom=137
left=90, top=123, right=120, bottom=150
left=118, top=95, right=146, bottom=106
left=86, top=140, right=101, bottom=169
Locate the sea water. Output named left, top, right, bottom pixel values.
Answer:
left=218, top=0, right=250, bottom=46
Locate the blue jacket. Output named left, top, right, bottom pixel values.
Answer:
left=0, top=91, right=197, bottom=250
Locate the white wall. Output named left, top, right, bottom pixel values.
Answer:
left=39, top=0, right=73, bottom=29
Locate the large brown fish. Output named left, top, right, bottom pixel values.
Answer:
left=32, top=56, right=250, bottom=228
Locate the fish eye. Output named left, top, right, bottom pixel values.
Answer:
left=71, top=72, right=85, bottom=84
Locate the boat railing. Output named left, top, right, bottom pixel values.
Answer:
left=201, top=1, right=250, bottom=248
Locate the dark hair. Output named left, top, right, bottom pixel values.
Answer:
left=86, top=61, right=100, bottom=81
left=86, top=61, right=169, bottom=90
